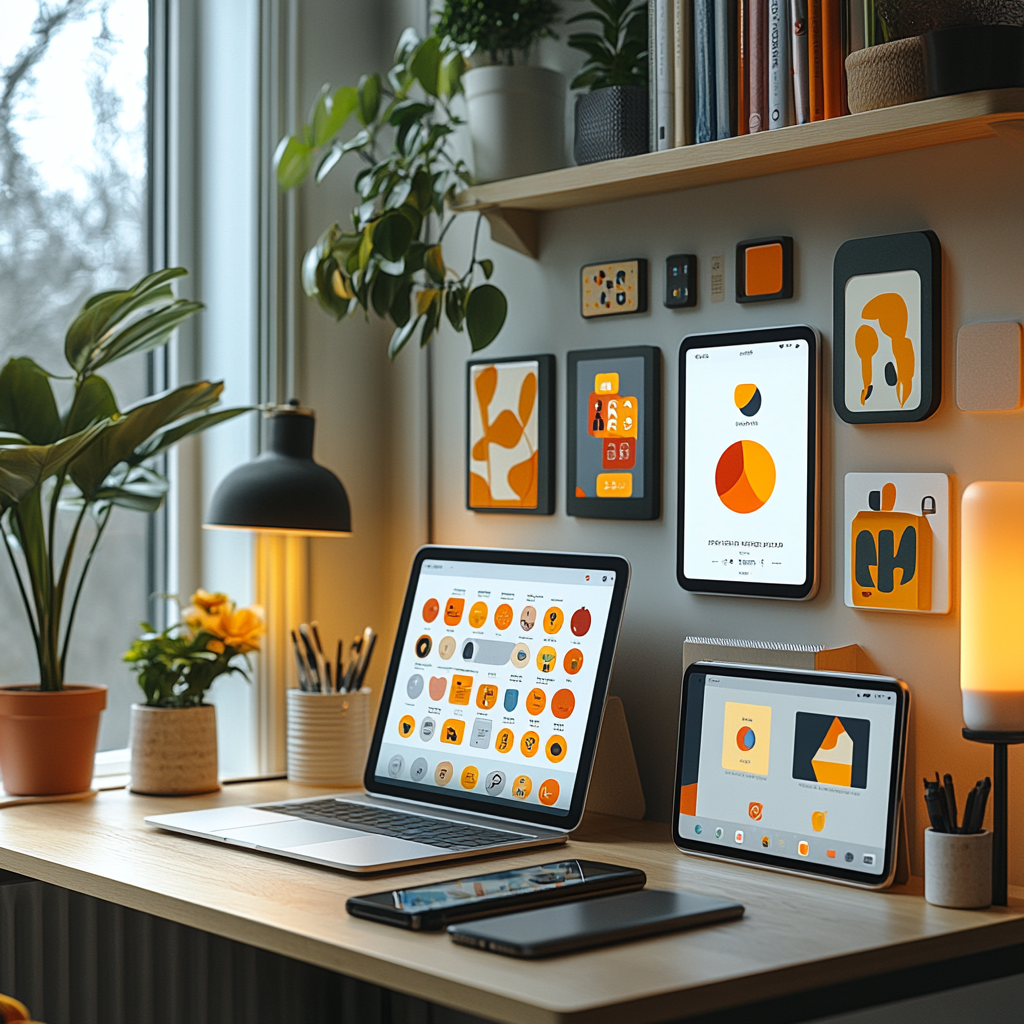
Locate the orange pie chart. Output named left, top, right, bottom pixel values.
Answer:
left=715, top=440, right=776, bottom=514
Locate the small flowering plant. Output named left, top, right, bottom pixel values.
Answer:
left=124, top=590, right=264, bottom=708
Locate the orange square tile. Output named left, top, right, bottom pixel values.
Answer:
left=745, top=243, right=784, bottom=296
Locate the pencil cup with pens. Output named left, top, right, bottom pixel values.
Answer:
left=286, top=623, right=376, bottom=788
left=923, top=772, right=992, bottom=909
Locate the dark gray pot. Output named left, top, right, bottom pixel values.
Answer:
left=573, top=85, right=649, bottom=166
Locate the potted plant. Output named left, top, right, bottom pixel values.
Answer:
left=0, top=269, right=247, bottom=796
left=124, top=590, right=264, bottom=795
left=275, top=30, right=507, bottom=357
left=568, top=0, right=649, bottom=164
left=437, top=0, right=566, bottom=182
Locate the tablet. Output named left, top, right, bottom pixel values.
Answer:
left=673, top=662, right=910, bottom=888
left=677, top=326, right=819, bottom=599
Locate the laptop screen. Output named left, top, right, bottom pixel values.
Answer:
left=368, top=548, right=629, bottom=826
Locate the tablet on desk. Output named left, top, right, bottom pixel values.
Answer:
left=673, top=662, right=910, bottom=888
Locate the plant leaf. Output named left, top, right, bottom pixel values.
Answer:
left=372, top=211, right=415, bottom=263
left=465, top=285, right=507, bottom=352
left=425, top=244, right=445, bottom=284
left=388, top=315, right=421, bottom=359
left=356, top=73, right=381, bottom=126
left=131, top=407, right=252, bottom=463
left=87, top=301, right=204, bottom=371
left=274, top=135, right=312, bottom=189
left=64, top=374, right=119, bottom=436
left=315, top=141, right=343, bottom=183
left=0, top=358, right=62, bottom=445
left=409, top=35, right=441, bottom=97
left=479, top=258, right=494, bottom=279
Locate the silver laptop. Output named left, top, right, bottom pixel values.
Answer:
left=147, top=546, right=630, bottom=872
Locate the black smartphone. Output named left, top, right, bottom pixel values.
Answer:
left=345, top=859, right=646, bottom=931
left=447, top=888, right=744, bottom=958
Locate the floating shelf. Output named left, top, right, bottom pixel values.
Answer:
left=452, top=89, right=1024, bottom=258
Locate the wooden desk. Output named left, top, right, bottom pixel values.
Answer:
left=0, top=781, right=1021, bottom=1024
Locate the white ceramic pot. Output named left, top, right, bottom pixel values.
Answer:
left=463, top=65, right=566, bottom=182
left=924, top=828, right=992, bottom=908
left=129, top=704, right=219, bottom=795
left=287, top=688, right=371, bottom=788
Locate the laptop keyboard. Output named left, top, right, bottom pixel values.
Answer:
left=258, top=799, right=532, bottom=851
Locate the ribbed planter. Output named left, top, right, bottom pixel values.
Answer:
left=129, top=703, right=219, bottom=795
left=846, top=37, right=927, bottom=112
left=0, top=685, right=106, bottom=796
left=574, top=86, right=649, bottom=165
left=287, top=688, right=370, bottom=788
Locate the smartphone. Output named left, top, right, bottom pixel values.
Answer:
left=448, top=888, right=744, bottom=958
left=345, top=859, right=646, bottom=931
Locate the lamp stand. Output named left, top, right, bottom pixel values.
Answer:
left=962, top=728, right=1024, bottom=906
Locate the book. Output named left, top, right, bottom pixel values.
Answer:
left=767, top=0, right=793, bottom=130
left=656, top=0, right=675, bottom=149
left=848, top=0, right=866, bottom=53
left=792, top=0, right=810, bottom=125
left=737, top=1, right=749, bottom=135
left=713, top=0, right=735, bottom=140
left=808, top=0, right=824, bottom=121
left=649, top=0, right=658, bottom=149
left=694, top=0, right=716, bottom=143
left=674, top=0, right=695, bottom=145
left=821, top=0, right=845, bottom=118
left=748, top=0, right=767, bottom=132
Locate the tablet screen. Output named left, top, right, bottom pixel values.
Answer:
left=674, top=665, right=907, bottom=884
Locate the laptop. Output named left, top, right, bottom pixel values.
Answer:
left=147, top=546, right=630, bottom=872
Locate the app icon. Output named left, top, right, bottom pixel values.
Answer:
left=449, top=675, right=473, bottom=704
left=388, top=755, right=405, bottom=777
left=761, top=836, right=770, bottom=848
left=545, top=735, right=568, bottom=763
left=494, top=727, right=514, bottom=754
left=563, top=648, right=584, bottom=675
left=422, top=598, right=439, bottom=623
left=793, top=712, right=870, bottom=789
left=538, top=779, right=560, bottom=806
left=798, top=841, right=810, bottom=857
left=520, top=605, right=536, bottom=631
left=485, top=771, right=506, bottom=796
left=570, top=607, right=592, bottom=637
left=476, top=684, right=498, bottom=709
left=440, top=719, right=465, bottom=744
left=721, top=701, right=772, bottom=775
left=434, top=761, right=453, bottom=785
left=537, top=646, right=556, bottom=673
left=444, top=598, right=465, bottom=626
left=503, top=688, right=519, bottom=712
left=777, top=839, right=786, bottom=849
left=419, top=717, right=435, bottom=741
left=510, top=643, right=531, bottom=669
left=520, top=731, right=540, bottom=757
left=410, top=757, right=428, bottom=782
left=863, top=853, right=875, bottom=866
left=543, top=607, right=564, bottom=634
left=468, top=601, right=488, bottom=628
left=437, top=636, right=456, bottom=660
left=734, top=830, right=744, bottom=844
left=407, top=674, right=424, bottom=699
left=398, top=715, right=415, bottom=738
left=748, top=801, right=763, bottom=821
left=428, top=676, right=447, bottom=701
left=512, top=774, right=532, bottom=799
left=826, top=849, right=836, bottom=859
left=714, top=827, right=723, bottom=839
left=526, top=688, right=547, bottom=715
left=811, top=810, right=827, bottom=832
left=494, top=604, right=514, bottom=630
left=845, top=851, right=854, bottom=863
left=414, top=635, right=432, bottom=659
left=694, top=824, right=703, bottom=835
left=470, top=718, right=493, bottom=749
left=460, top=766, right=479, bottom=789
left=551, top=689, right=575, bottom=720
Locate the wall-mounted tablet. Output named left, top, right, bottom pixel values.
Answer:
left=677, top=326, right=819, bottom=600
left=673, top=662, right=910, bottom=889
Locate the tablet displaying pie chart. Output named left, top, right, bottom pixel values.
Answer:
left=716, top=440, right=776, bottom=514
left=736, top=726, right=756, bottom=750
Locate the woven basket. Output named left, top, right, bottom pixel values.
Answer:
left=846, top=37, right=927, bottom=113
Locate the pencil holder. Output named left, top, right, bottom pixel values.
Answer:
left=286, top=688, right=372, bottom=788
left=924, top=828, right=992, bottom=909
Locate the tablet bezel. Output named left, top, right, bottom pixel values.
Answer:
left=671, top=662, right=910, bottom=889
left=364, top=546, right=631, bottom=831
left=676, top=325, right=820, bottom=600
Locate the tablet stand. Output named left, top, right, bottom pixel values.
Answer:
left=584, top=696, right=646, bottom=820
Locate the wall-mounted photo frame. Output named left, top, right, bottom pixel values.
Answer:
left=566, top=346, right=661, bottom=520
left=833, top=230, right=941, bottom=424
left=580, top=259, right=648, bottom=318
left=466, top=355, right=555, bottom=515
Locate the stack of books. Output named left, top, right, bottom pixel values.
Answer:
left=650, top=1, right=879, bottom=148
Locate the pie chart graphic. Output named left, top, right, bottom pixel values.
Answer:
left=734, top=383, right=762, bottom=417
left=736, top=726, right=756, bottom=751
left=716, top=440, right=776, bottom=514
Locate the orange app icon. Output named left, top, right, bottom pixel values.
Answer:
left=798, top=841, right=810, bottom=857
left=422, top=598, right=439, bottom=623
left=520, top=731, right=540, bottom=757
left=444, top=597, right=465, bottom=626
left=468, top=601, right=488, bottom=628
left=526, top=688, right=547, bottom=715
left=563, top=648, right=584, bottom=675
left=398, top=715, right=416, bottom=738
left=537, top=646, right=556, bottom=673
left=494, top=727, right=514, bottom=753
left=551, top=689, right=575, bottom=720
left=512, top=775, right=532, bottom=800
left=812, top=811, right=827, bottom=832
left=748, top=801, right=763, bottom=821
left=543, top=607, right=564, bottom=634
left=538, top=779, right=560, bottom=806
left=449, top=674, right=473, bottom=705
left=440, top=719, right=465, bottom=744
left=414, top=635, right=431, bottom=659
left=826, top=849, right=836, bottom=859
left=476, top=684, right=498, bottom=709
left=545, top=735, right=568, bottom=763
left=461, top=765, right=479, bottom=789
left=494, top=603, right=514, bottom=630
left=434, top=761, right=454, bottom=785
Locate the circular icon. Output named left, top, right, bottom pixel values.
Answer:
left=494, top=603, right=514, bottom=630
left=520, top=605, right=536, bottom=631
left=415, top=634, right=431, bottom=658
left=388, top=755, right=404, bottom=777
left=512, top=774, right=532, bottom=799
left=715, top=827, right=723, bottom=839
left=435, top=761, right=453, bottom=785
left=845, top=851, right=854, bottom=863
left=694, top=824, right=703, bottom=835
left=545, top=735, right=567, bottom=763
left=563, top=649, right=584, bottom=675
left=494, top=727, right=515, bottom=754
left=736, top=727, right=756, bottom=751
left=551, top=689, right=575, bottom=719
left=734, top=383, right=762, bottom=417
left=761, top=835, right=771, bottom=848
left=485, top=771, right=506, bottom=796
left=438, top=636, right=456, bottom=660
left=420, top=717, right=435, bottom=740
left=468, top=601, right=488, bottom=628
left=510, top=643, right=531, bottom=669
left=716, top=440, right=776, bottom=514
left=410, top=757, right=428, bottom=782
left=537, top=646, right=556, bottom=673
left=407, top=673, right=424, bottom=698
left=422, top=598, right=439, bottom=623
left=428, top=675, right=447, bottom=701
left=538, top=779, right=560, bottom=806
left=398, top=715, right=415, bottom=738
left=526, top=688, right=547, bottom=715
left=520, top=731, right=540, bottom=757
left=460, top=765, right=479, bottom=790
left=570, top=607, right=592, bottom=637
left=543, top=607, right=564, bottom=634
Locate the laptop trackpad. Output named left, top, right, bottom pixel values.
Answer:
left=212, top=820, right=363, bottom=848
left=288, top=834, right=444, bottom=867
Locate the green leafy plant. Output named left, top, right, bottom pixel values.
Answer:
left=567, top=0, right=648, bottom=90
left=0, top=269, right=249, bottom=691
left=275, top=30, right=507, bottom=358
left=437, top=0, right=561, bottom=64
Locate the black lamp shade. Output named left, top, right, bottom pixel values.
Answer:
left=205, top=408, right=351, bottom=536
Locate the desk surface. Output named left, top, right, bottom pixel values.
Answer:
left=1, top=781, right=1021, bottom=1024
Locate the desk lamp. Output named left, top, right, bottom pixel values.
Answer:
left=960, top=481, right=1024, bottom=906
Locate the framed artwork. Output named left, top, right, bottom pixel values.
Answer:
left=567, top=346, right=661, bottom=520
left=844, top=473, right=951, bottom=614
left=833, top=230, right=941, bottom=424
left=466, top=355, right=554, bottom=514
left=580, top=259, right=648, bottom=318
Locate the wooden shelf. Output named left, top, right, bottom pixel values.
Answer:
left=452, top=89, right=1024, bottom=258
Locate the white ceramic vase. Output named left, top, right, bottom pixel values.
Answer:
left=924, top=828, right=992, bottom=908
left=287, top=688, right=371, bottom=788
left=129, top=703, right=219, bottom=795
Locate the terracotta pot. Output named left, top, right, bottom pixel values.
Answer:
left=0, top=685, right=106, bottom=796
left=129, top=703, right=219, bottom=795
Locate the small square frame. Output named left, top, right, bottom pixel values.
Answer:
left=735, top=236, right=794, bottom=303
left=580, top=258, right=648, bottom=318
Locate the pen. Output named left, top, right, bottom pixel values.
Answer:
left=942, top=773, right=958, bottom=834
left=924, top=787, right=948, bottom=832
left=960, top=786, right=978, bottom=835
left=303, top=623, right=329, bottom=693
left=298, top=625, right=321, bottom=691
left=291, top=630, right=309, bottom=691
left=335, top=639, right=343, bottom=694
left=354, top=632, right=376, bottom=691
left=974, top=777, right=992, bottom=834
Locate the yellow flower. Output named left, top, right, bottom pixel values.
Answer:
left=183, top=591, right=264, bottom=654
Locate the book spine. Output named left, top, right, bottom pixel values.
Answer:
left=737, top=1, right=749, bottom=135
left=694, top=0, right=716, bottom=143
left=821, top=0, right=844, bottom=118
left=808, top=0, right=824, bottom=121
left=767, top=0, right=792, bottom=130
left=713, top=0, right=732, bottom=140
left=748, top=0, right=766, bottom=132
left=674, top=0, right=695, bottom=145
left=848, top=0, right=866, bottom=52
left=792, top=0, right=810, bottom=124
left=649, top=0, right=658, bottom=149
left=656, top=0, right=674, bottom=149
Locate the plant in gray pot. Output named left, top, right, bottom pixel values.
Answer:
left=568, top=0, right=649, bottom=165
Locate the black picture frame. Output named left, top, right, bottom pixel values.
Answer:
left=566, top=345, right=661, bottom=520
left=735, top=236, right=794, bottom=303
left=832, top=230, right=942, bottom=424
left=466, top=355, right=555, bottom=515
